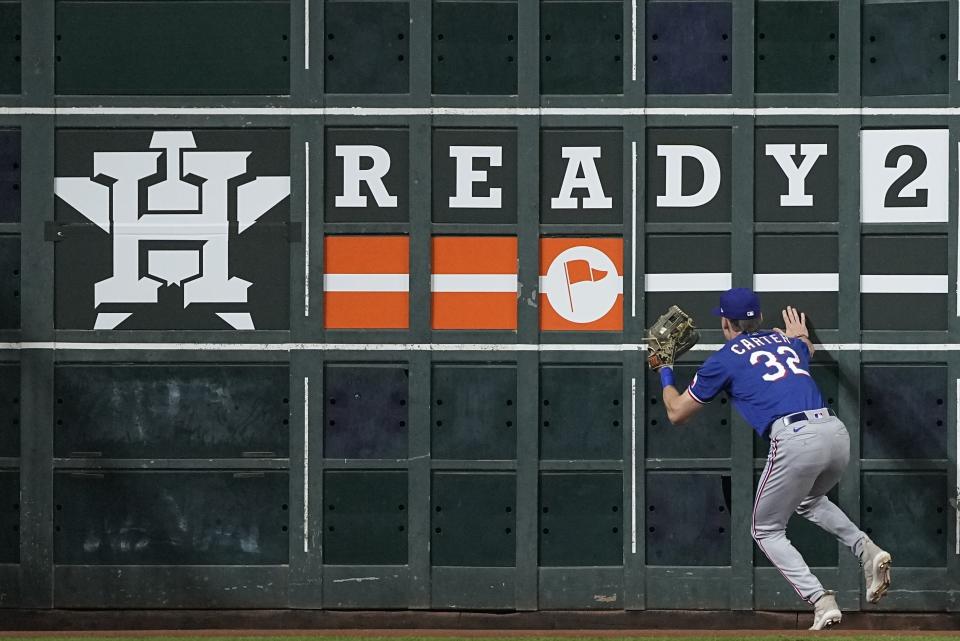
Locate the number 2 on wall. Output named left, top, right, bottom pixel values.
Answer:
left=749, top=346, right=810, bottom=381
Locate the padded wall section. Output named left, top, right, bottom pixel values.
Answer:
left=431, top=472, right=516, bottom=566
left=0, top=236, right=18, bottom=330
left=55, top=1, right=290, bottom=95
left=646, top=1, right=732, bottom=94
left=540, top=129, right=622, bottom=224
left=861, top=472, right=948, bottom=567
left=861, top=364, right=947, bottom=460
left=54, top=365, right=290, bottom=459
left=861, top=236, right=947, bottom=331
left=432, top=364, right=516, bottom=460
left=645, top=234, right=731, bottom=328
left=0, top=2, right=20, bottom=95
left=325, top=2, right=409, bottom=94
left=0, top=363, right=18, bottom=458
left=323, top=470, right=408, bottom=565
left=0, top=470, right=17, bottom=563
left=539, top=365, right=622, bottom=460
left=324, top=364, right=409, bottom=459
left=0, top=130, right=19, bottom=223
left=646, top=364, right=730, bottom=459
left=755, top=1, right=838, bottom=94
left=539, top=472, right=622, bottom=566
left=54, top=471, right=289, bottom=564
left=646, top=472, right=731, bottom=566
left=540, top=1, right=623, bottom=95
left=754, top=235, right=839, bottom=330
left=646, top=128, right=732, bottom=222
left=433, top=1, right=517, bottom=95
left=432, top=129, right=517, bottom=223
left=861, top=1, right=948, bottom=96
left=752, top=481, right=838, bottom=568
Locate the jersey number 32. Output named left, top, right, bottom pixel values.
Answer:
left=749, top=346, right=810, bottom=381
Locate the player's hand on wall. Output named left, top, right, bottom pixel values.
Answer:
left=774, top=305, right=809, bottom=339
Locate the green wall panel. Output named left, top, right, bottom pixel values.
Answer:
left=861, top=472, right=949, bottom=568
left=539, top=365, right=622, bottom=461
left=324, top=2, right=409, bottom=94
left=540, top=1, right=623, bottom=95
left=55, top=1, right=290, bottom=95
left=323, top=470, right=408, bottom=566
left=431, top=472, right=516, bottom=567
left=755, top=1, right=838, bottom=94
left=0, top=2, right=19, bottom=95
left=861, top=1, right=948, bottom=96
left=431, top=364, right=516, bottom=460
left=539, top=472, right=622, bottom=567
left=432, top=1, right=517, bottom=95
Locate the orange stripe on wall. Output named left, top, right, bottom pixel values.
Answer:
left=325, top=236, right=409, bottom=274
left=432, top=236, right=517, bottom=274
left=324, top=292, right=409, bottom=329
left=432, top=292, right=517, bottom=330
left=539, top=295, right=623, bottom=331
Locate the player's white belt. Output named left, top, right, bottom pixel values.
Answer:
left=768, top=407, right=838, bottom=439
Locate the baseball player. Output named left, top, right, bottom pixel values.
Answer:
left=654, top=288, right=891, bottom=630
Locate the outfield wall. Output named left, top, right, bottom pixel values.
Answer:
left=0, top=0, right=957, bottom=612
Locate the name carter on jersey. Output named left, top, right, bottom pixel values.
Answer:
left=730, top=331, right=791, bottom=356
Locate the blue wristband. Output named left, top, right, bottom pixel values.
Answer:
left=659, top=367, right=675, bottom=389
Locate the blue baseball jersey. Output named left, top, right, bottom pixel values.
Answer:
left=686, top=330, right=824, bottom=436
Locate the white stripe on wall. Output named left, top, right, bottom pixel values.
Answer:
left=538, top=276, right=625, bottom=293
left=322, top=274, right=409, bottom=292
left=430, top=274, right=517, bottom=293
left=754, top=273, right=839, bottom=292
left=644, top=272, right=732, bottom=292
left=303, top=376, right=310, bottom=554
left=860, top=274, right=949, bottom=294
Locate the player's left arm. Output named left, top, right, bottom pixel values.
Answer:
left=661, top=380, right=705, bottom=425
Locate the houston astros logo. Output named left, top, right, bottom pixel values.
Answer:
left=54, top=131, right=290, bottom=330
left=542, top=246, right=620, bottom=323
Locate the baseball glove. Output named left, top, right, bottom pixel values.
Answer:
left=645, top=305, right=700, bottom=370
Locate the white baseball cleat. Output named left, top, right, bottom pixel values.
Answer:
left=862, top=538, right=893, bottom=603
left=809, top=590, right=842, bottom=630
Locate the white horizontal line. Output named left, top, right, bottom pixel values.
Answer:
left=645, top=273, right=732, bottom=292
left=538, top=275, right=625, bottom=293
left=431, top=274, right=517, bottom=293
left=323, top=274, right=408, bottom=292
left=860, top=274, right=949, bottom=294
left=1, top=342, right=958, bottom=352
left=754, top=273, right=839, bottom=292
left=6, top=107, right=960, bottom=116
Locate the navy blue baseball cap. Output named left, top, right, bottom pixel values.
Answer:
left=711, top=287, right=761, bottom=320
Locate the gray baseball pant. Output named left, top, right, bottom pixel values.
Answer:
left=752, top=413, right=867, bottom=604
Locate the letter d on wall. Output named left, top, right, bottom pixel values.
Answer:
left=656, top=145, right=721, bottom=208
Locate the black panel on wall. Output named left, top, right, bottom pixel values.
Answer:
left=646, top=364, right=730, bottom=459
left=861, top=472, right=948, bottom=567
left=646, top=234, right=731, bottom=328
left=540, top=129, right=622, bottom=224
left=861, top=364, right=947, bottom=460
left=0, top=2, right=20, bottom=95
left=754, top=234, right=839, bottom=330
left=433, top=1, right=518, bottom=95
left=646, top=128, right=732, bottom=223
left=540, top=1, right=623, bottom=95
left=0, top=470, right=18, bottom=563
left=861, top=1, right=949, bottom=96
left=754, top=128, right=839, bottom=222
left=325, top=364, right=409, bottom=459
left=0, top=236, right=19, bottom=330
left=646, top=472, right=731, bottom=566
left=646, top=1, right=732, bottom=94
left=755, top=1, right=838, bottom=94
left=325, top=1, right=409, bottom=94
left=53, top=129, right=291, bottom=331
left=539, top=365, right=622, bottom=461
left=432, top=129, right=518, bottom=224
left=55, top=1, right=290, bottom=95
left=54, top=471, right=290, bottom=564
left=323, top=470, right=408, bottom=565
left=432, top=364, right=516, bottom=460
left=431, top=472, right=516, bottom=566
left=0, top=363, right=18, bottom=459
left=539, top=472, right=622, bottom=566
left=861, top=235, right=947, bottom=331
left=325, top=128, right=410, bottom=223
left=54, top=365, right=290, bottom=459
left=0, top=130, right=18, bottom=223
